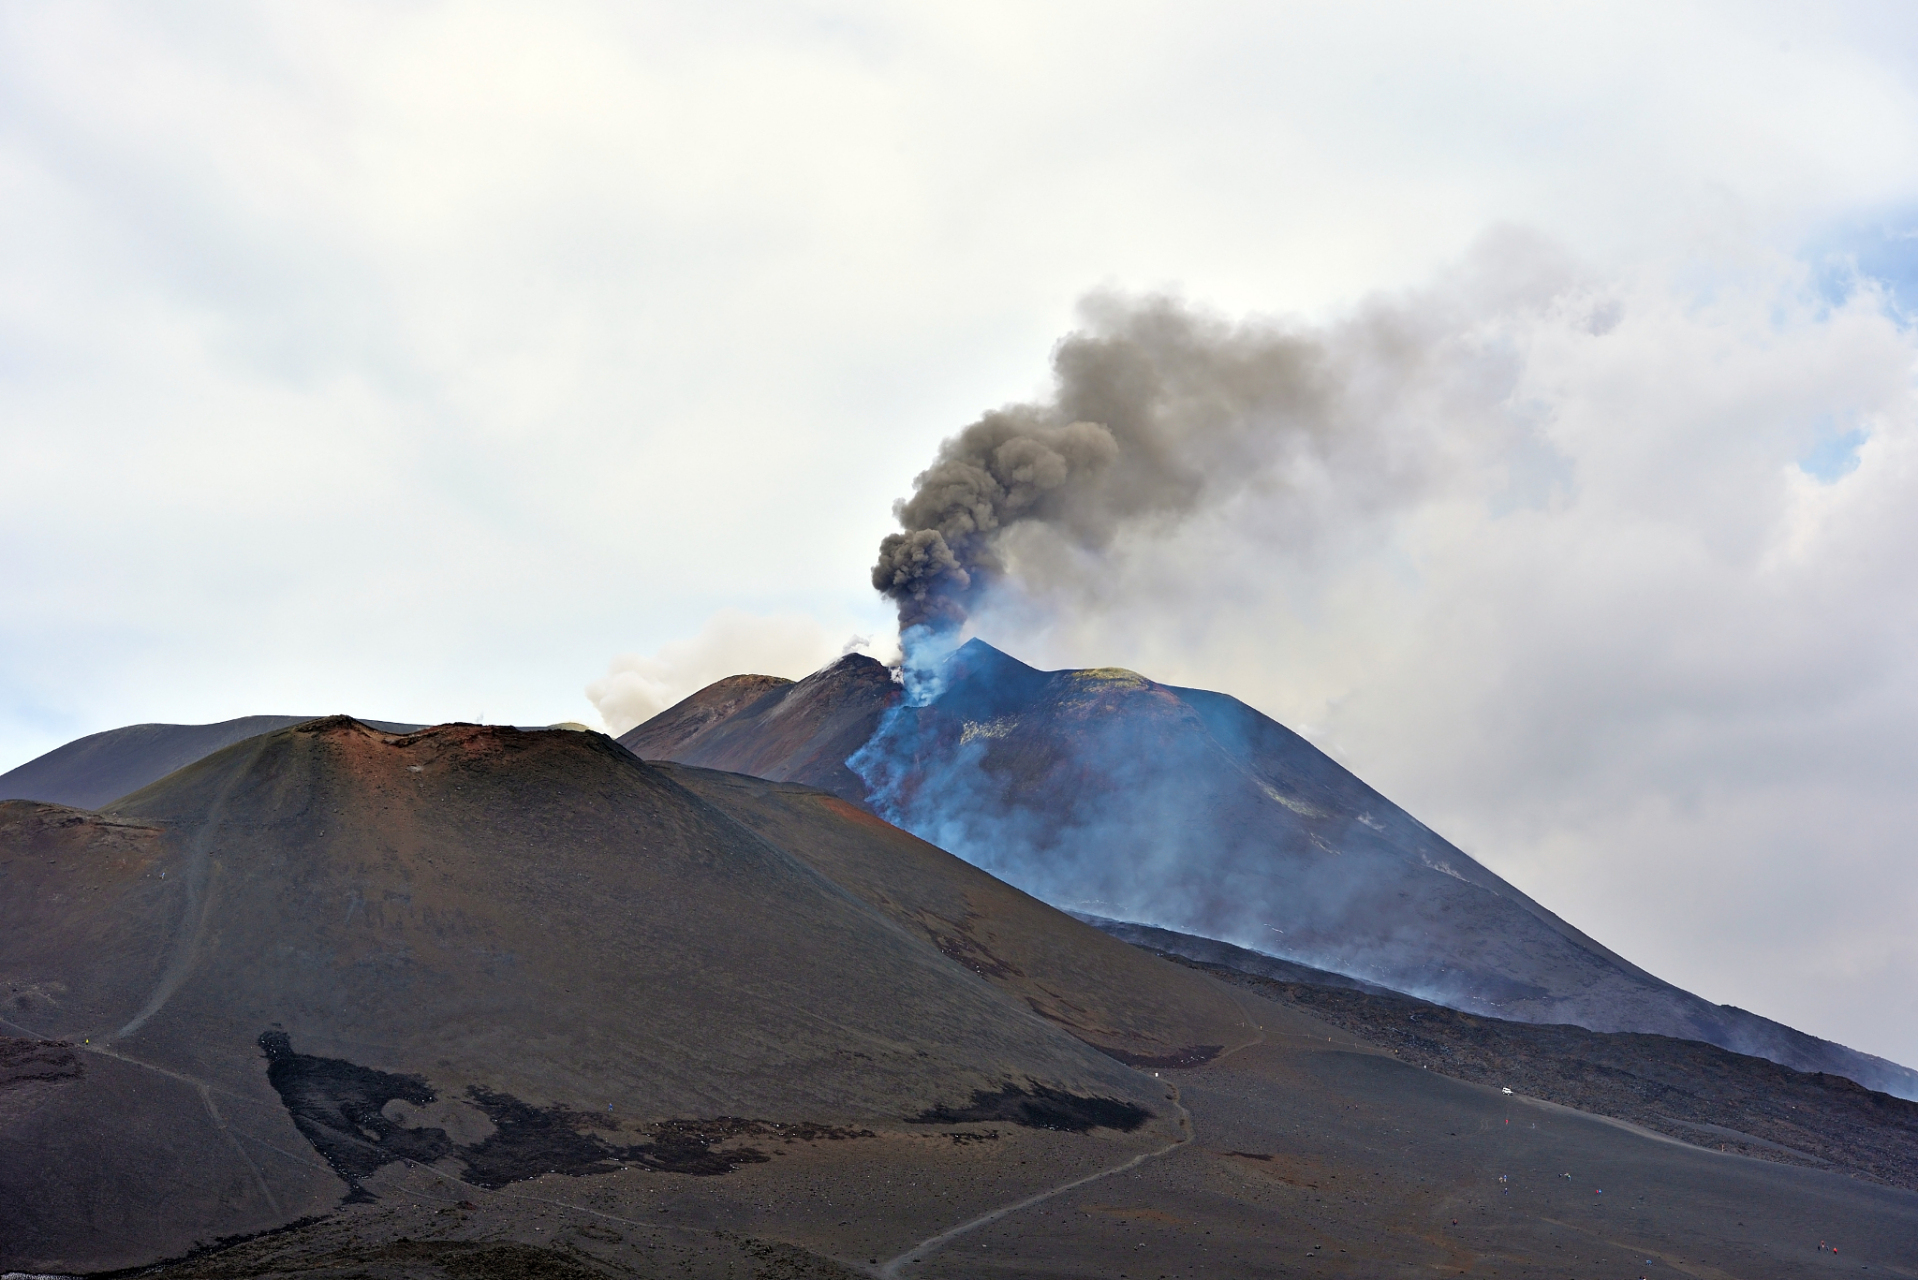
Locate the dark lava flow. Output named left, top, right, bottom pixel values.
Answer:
left=261, top=1031, right=874, bottom=1198
left=912, top=1081, right=1151, bottom=1133
left=455, top=1087, right=638, bottom=1190
left=259, top=1031, right=452, bottom=1201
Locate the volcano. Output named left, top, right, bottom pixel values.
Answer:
left=5, top=714, right=1917, bottom=1276
left=619, top=639, right=1918, bottom=1101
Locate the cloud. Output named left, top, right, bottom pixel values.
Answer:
left=586, top=610, right=890, bottom=735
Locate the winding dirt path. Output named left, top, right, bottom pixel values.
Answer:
left=874, top=1086, right=1195, bottom=1279
left=114, top=737, right=265, bottom=1041
left=876, top=995, right=1277, bottom=1278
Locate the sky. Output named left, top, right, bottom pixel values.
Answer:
left=5, top=1, right=1918, bottom=1066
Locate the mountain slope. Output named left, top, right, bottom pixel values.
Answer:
left=626, top=639, right=1918, bottom=1100
left=619, top=655, right=898, bottom=801
left=1109, top=918, right=1918, bottom=1193
left=7, top=717, right=1915, bottom=1277
left=1, top=716, right=1242, bottom=1270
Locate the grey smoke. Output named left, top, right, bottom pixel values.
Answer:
left=873, top=294, right=1377, bottom=631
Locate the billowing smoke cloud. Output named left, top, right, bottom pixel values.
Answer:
left=871, top=262, right=1536, bottom=649
left=873, top=293, right=1365, bottom=632
left=873, top=418, right=1119, bottom=628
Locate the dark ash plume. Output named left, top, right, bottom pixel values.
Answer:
left=873, top=418, right=1118, bottom=629
left=872, top=295, right=1334, bottom=631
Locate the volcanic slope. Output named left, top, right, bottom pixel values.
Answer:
left=0, top=716, right=1243, bottom=1272
left=0, top=715, right=422, bottom=809
left=6, top=720, right=1917, bottom=1277
left=1103, top=920, right=1918, bottom=1193
left=624, top=640, right=1918, bottom=1101
left=621, top=658, right=899, bottom=802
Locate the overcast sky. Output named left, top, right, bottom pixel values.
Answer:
left=5, top=1, right=1918, bottom=1067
